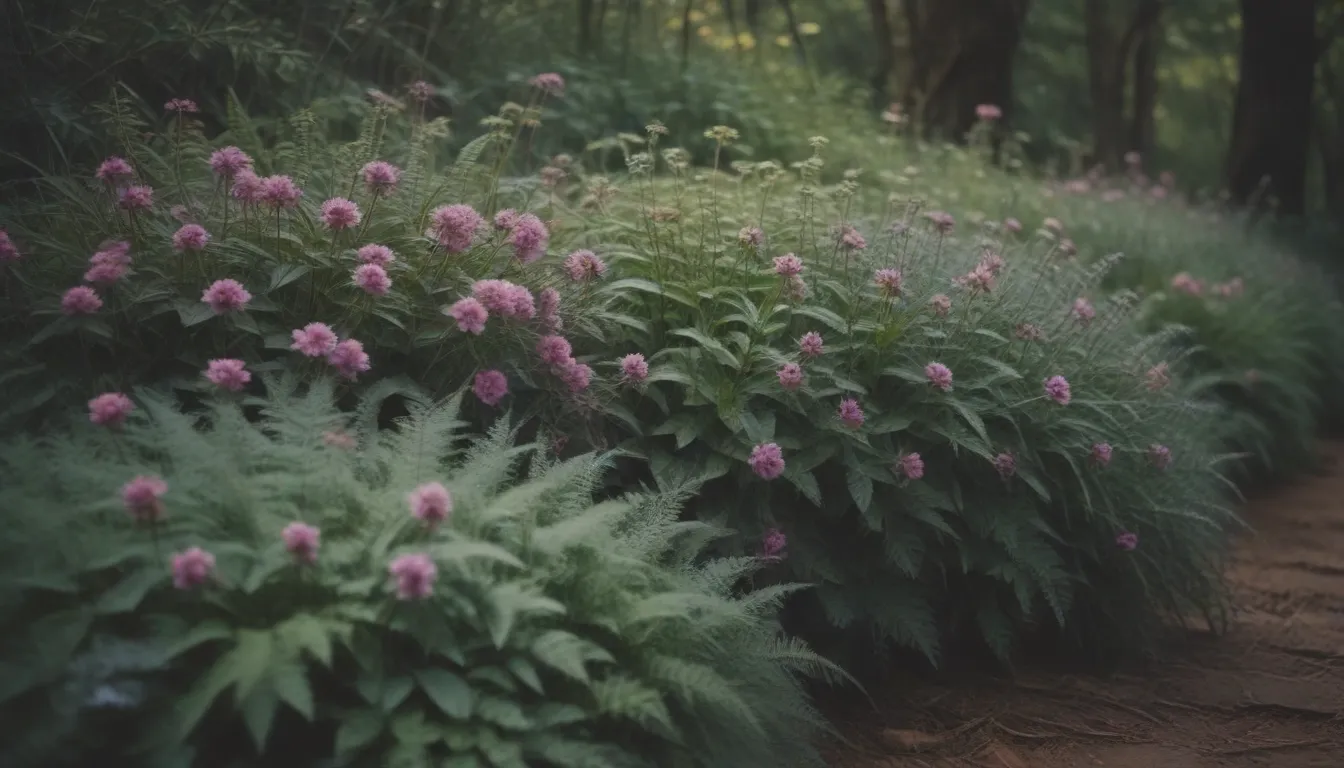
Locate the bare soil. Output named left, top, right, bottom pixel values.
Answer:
left=825, top=443, right=1344, bottom=768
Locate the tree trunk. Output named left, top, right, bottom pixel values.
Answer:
left=777, top=0, right=809, bottom=66
left=1129, top=18, right=1159, bottom=157
left=868, top=0, right=897, bottom=109
left=577, top=0, right=594, bottom=53
left=1226, top=0, right=1317, bottom=216
left=901, top=0, right=1031, bottom=141
left=679, top=0, right=694, bottom=72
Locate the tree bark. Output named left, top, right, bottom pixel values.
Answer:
left=1129, top=18, right=1159, bottom=157
left=901, top=0, right=1031, bottom=141
left=577, top=0, right=594, bottom=53
left=1226, top=0, right=1317, bottom=216
left=777, top=0, right=809, bottom=66
left=679, top=0, right=694, bottom=72
left=868, top=0, right=897, bottom=109
left=1084, top=0, right=1162, bottom=170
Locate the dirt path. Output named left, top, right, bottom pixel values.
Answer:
left=826, top=443, right=1344, bottom=767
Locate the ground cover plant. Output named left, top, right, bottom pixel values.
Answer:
left=0, top=376, right=837, bottom=767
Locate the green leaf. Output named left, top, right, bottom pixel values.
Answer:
left=162, top=621, right=234, bottom=661
left=272, top=659, right=314, bottom=720
left=415, top=668, right=474, bottom=719
left=599, top=277, right=664, bottom=296
left=268, top=264, right=310, bottom=292
left=846, top=464, right=874, bottom=513
left=231, top=630, right=274, bottom=703
left=335, top=709, right=385, bottom=755
left=669, top=328, right=738, bottom=367
left=241, top=682, right=280, bottom=751
left=793, top=305, right=849, bottom=333
left=739, top=410, right=776, bottom=443
left=97, top=567, right=165, bottom=614
left=785, top=469, right=822, bottom=506
left=947, top=398, right=990, bottom=443
left=867, top=412, right=913, bottom=434
left=176, top=650, right=241, bottom=740
left=175, top=300, right=215, bottom=327
left=275, top=614, right=334, bottom=667
left=531, top=630, right=614, bottom=683
left=507, top=658, right=544, bottom=694
left=382, top=676, right=414, bottom=711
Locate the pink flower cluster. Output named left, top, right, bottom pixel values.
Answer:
left=839, top=226, right=867, bottom=251
left=1015, top=322, right=1043, bottom=342
left=473, top=279, right=535, bottom=320
left=0, top=229, right=19, bottom=264
left=118, top=185, right=154, bottom=212
left=202, top=279, right=251, bottom=314
left=925, top=362, right=953, bottom=392
left=1072, top=297, right=1095, bottom=325
left=1090, top=442, right=1113, bottom=467
left=231, top=171, right=265, bottom=203
left=530, top=72, right=566, bottom=95
left=446, top=297, right=489, bottom=334
left=899, top=453, right=925, bottom=480
left=777, top=362, right=804, bottom=391
left=408, top=482, right=453, bottom=525
left=260, top=175, right=304, bottom=208
left=122, top=475, right=168, bottom=523
left=353, top=264, right=392, bottom=296
left=505, top=213, right=549, bottom=263
left=957, top=263, right=995, bottom=295
left=1002, top=217, right=1023, bottom=233
left=1170, top=272, right=1203, bottom=297
left=62, top=285, right=103, bottom=315
left=474, top=370, right=509, bottom=406
left=389, top=553, right=437, bottom=600
left=773, top=254, right=804, bottom=277
left=89, top=392, right=134, bottom=427
left=357, top=244, right=395, bottom=266
left=929, top=294, right=952, bottom=317
left=96, top=156, right=134, bottom=184
left=874, top=268, right=903, bottom=298
left=1043, top=375, right=1071, bottom=405
left=799, top=332, right=824, bottom=359
left=738, top=226, right=765, bottom=248
left=328, top=339, right=371, bottom=380
left=975, top=103, right=1002, bottom=121
left=838, top=398, right=865, bottom=429
left=320, top=198, right=362, bottom=231
left=283, top=522, right=321, bottom=564
left=362, top=161, right=401, bottom=195
left=1115, top=532, right=1139, bottom=551
left=925, top=211, right=955, bottom=233
left=209, top=146, right=253, bottom=179
left=761, top=529, right=787, bottom=559
left=1212, top=277, right=1244, bottom=298
left=164, top=98, right=199, bottom=114
left=1145, top=362, right=1170, bottom=392
left=205, top=359, right=251, bottom=391
left=85, top=241, right=132, bottom=284
left=749, top=442, right=785, bottom=480
left=291, top=322, right=339, bottom=357
left=620, top=353, right=649, bottom=383
left=992, top=452, right=1017, bottom=479
left=563, top=249, right=607, bottom=282
left=538, top=287, right=562, bottom=331
left=173, top=224, right=210, bottom=252
left=1148, top=444, right=1172, bottom=470
left=172, top=547, right=215, bottom=590
left=289, top=322, right=369, bottom=379
left=429, top=204, right=484, bottom=252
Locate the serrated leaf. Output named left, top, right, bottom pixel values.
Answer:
left=268, top=263, right=309, bottom=292
left=531, top=630, right=614, bottom=683
left=272, top=659, right=314, bottom=720
left=846, top=464, right=874, bottom=512
left=231, top=630, right=274, bottom=704
left=507, top=658, right=544, bottom=694
left=241, top=681, right=280, bottom=751
left=415, top=668, right=473, bottom=719
left=947, top=398, right=990, bottom=443
left=669, top=328, right=738, bottom=367
left=785, top=468, right=822, bottom=506
left=274, top=614, right=333, bottom=667
left=382, top=676, right=414, bottom=711
left=335, top=709, right=384, bottom=754
left=175, top=301, right=215, bottom=327
left=793, top=305, right=849, bottom=332
left=162, top=621, right=233, bottom=661
left=97, top=567, right=164, bottom=614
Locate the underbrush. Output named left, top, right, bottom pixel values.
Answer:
left=0, top=377, right=836, bottom=767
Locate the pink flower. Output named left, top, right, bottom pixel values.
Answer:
left=537, top=335, right=574, bottom=366
left=95, top=156, right=134, bottom=184
left=1064, top=179, right=1091, bottom=194
left=930, top=294, right=952, bottom=317
left=784, top=275, right=808, bottom=301
left=738, top=226, right=764, bottom=248
left=428, top=204, right=484, bottom=252
left=357, top=244, right=395, bottom=266
left=1150, top=185, right=1168, bottom=200
left=507, top=284, right=536, bottom=320
left=231, top=170, right=264, bottom=203
left=761, top=529, right=787, bottom=559
left=291, top=323, right=338, bottom=357
left=1213, top=277, right=1244, bottom=298
left=1101, top=189, right=1126, bottom=202
left=171, top=547, right=215, bottom=590
left=84, top=243, right=132, bottom=284
left=389, top=553, right=438, bottom=600
left=408, top=80, right=435, bottom=103
left=202, top=279, right=251, bottom=314
left=1043, top=217, right=1064, bottom=233
left=925, top=362, right=953, bottom=392
left=1043, top=375, right=1071, bottom=405
left=563, top=249, right=607, bottom=282
left=473, top=279, right=514, bottom=314
left=1071, top=297, right=1095, bottom=325
left=1115, top=532, right=1139, bottom=551
left=839, top=226, right=867, bottom=251
left=530, top=72, right=566, bottom=95
left=320, top=198, right=362, bottom=231
left=1145, top=362, right=1170, bottom=392
left=474, top=369, right=509, bottom=406
left=1170, top=272, right=1203, bottom=297
left=323, top=430, right=357, bottom=449
left=446, top=297, right=489, bottom=334
left=874, top=268, right=904, bottom=298
left=557, top=360, right=593, bottom=393
left=261, top=175, right=304, bottom=208
left=773, top=254, right=804, bottom=277
left=361, top=161, right=401, bottom=195
left=328, top=339, right=371, bottom=380
left=118, top=185, right=154, bottom=211
left=353, top=264, right=392, bottom=296
left=164, top=98, right=199, bottom=113
left=408, top=482, right=453, bottom=525
left=620, top=353, right=649, bottom=383
left=493, top=209, right=520, bottom=231
left=749, top=443, right=785, bottom=480
left=507, top=214, right=549, bottom=263
left=957, top=264, right=996, bottom=294
left=1160, top=170, right=1176, bottom=187
left=799, top=332, right=824, bottom=358
left=538, top=287, right=562, bottom=331
left=978, top=250, right=1005, bottom=275
left=1091, top=442, right=1113, bottom=467
left=838, top=398, right=865, bottom=429
left=1058, top=238, right=1078, bottom=257
left=205, top=359, right=251, bottom=392
left=209, top=146, right=253, bottom=179
left=172, top=224, right=210, bottom=252
left=89, top=392, right=134, bottom=427
left=282, top=522, right=321, bottom=564
left=899, top=453, right=925, bottom=480
left=975, top=104, right=1002, bottom=121
left=777, top=363, right=804, bottom=391
left=1148, top=444, right=1172, bottom=470
left=1003, top=217, right=1022, bottom=233
left=992, top=452, right=1016, bottom=479
left=122, top=475, right=168, bottom=523
left=1015, top=322, right=1044, bottom=341
left=62, top=285, right=103, bottom=315
left=0, top=229, right=19, bottom=264
left=1124, top=151, right=1142, bottom=167
left=925, top=211, right=955, bottom=233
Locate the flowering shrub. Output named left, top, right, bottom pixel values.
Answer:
left=0, top=378, right=837, bottom=767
